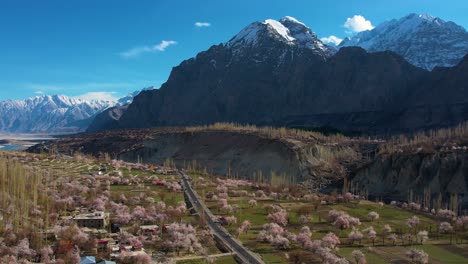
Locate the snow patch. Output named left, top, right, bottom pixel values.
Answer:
left=280, top=16, right=306, bottom=27
left=226, top=22, right=263, bottom=47
left=263, top=19, right=296, bottom=42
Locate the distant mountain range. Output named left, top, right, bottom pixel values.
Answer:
left=339, top=13, right=468, bottom=70
left=87, top=15, right=468, bottom=134
left=0, top=88, right=154, bottom=133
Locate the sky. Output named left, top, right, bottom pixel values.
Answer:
left=0, top=0, right=467, bottom=101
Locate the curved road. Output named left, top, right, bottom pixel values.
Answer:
left=180, top=172, right=264, bottom=264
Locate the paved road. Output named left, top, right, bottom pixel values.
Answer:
left=180, top=172, right=264, bottom=264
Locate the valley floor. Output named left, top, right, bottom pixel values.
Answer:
left=0, top=150, right=467, bottom=264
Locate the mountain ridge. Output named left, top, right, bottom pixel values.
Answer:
left=0, top=88, right=152, bottom=133
left=339, top=13, right=468, bottom=70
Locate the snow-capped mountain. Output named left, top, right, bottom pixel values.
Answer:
left=0, top=89, right=150, bottom=133
left=0, top=95, right=113, bottom=133
left=339, top=13, right=468, bottom=70
left=226, top=16, right=334, bottom=58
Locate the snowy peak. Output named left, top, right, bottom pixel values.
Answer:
left=339, top=13, right=468, bottom=70
left=226, top=16, right=331, bottom=54
left=279, top=16, right=328, bottom=51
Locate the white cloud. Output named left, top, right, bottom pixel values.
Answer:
left=320, top=35, right=343, bottom=46
left=195, top=22, right=211, bottom=27
left=344, top=15, right=374, bottom=33
left=34, top=90, right=45, bottom=95
left=120, top=40, right=177, bottom=58
left=153, top=40, right=177, bottom=51
left=74, top=92, right=119, bottom=102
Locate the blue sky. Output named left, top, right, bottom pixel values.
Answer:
left=1, top=0, right=467, bottom=101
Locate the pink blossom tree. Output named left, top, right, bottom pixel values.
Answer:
left=334, top=215, right=350, bottom=230
left=296, top=233, right=311, bottom=248
left=117, top=251, right=153, bottom=264
left=406, top=248, right=429, bottom=264
left=300, top=226, right=312, bottom=237
left=132, top=206, right=147, bottom=222
left=92, top=197, right=106, bottom=211
left=236, top=220, right=251, bottom=236
left=348, top=228, right=363, bottom=245
left=321, top=232, right=340, bottom=249
left=363, top=226, right=377, bottom=246
left=349, top=216, right=361, bottom=227
left=388, top=233, right=398, bottom=246
left=40, top=246, right=53, bottom=264
left=437, top=209, right=456, bottom=220
left=257, top=223, right=285, bottom=243
left=382, top=224, right=392, bottom=245
left=409, top=202, right=421, bottom=211
left=352, top=250, right=366, bottom=264
left=368, top=211, right=379, bottom=222
left=163, top=223, right=203, bottom=255
left=439, top=221, right=454, bottom=243
left=248, top=199, right=257, bottom=207
left=416, top=231, right=429, bottom=244
left=406, top=216, right=420, bottom=233
left=298, top=215, right=312, bottom=225
left=271, top=236, right=290, bottom=249
left=14, top=238, right=36, bottom=261
left=328, top=210, right=345, bottom=222
left=255, top=190, right=266, bottom=198
left=267, top=209, right=288, bottom=226
left=225, top=216, right=238, bottom=226
left=343, top=192, right=354, bottom=202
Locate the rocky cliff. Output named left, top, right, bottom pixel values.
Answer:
left=352, top=150, right=468, bottom=208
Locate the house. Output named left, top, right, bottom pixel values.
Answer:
left=80, top=256, right=96, bottom=264
left=153, top=180, right=165, bottom=186
left=96, top=239, right=109, bottom=252
left=56, top=240, right=73, bottom=254
left=139, top=225, right=159, bottom=237
left=97, top=260, right=116, bottom=264
left=75, top=211, right=109, bottom=229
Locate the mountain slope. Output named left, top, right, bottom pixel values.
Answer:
left=339, top=13, right=468, bottom=70
left=86, top=87, right=155, bottom=132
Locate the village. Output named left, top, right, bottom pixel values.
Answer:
left=0, top=152, right=237, bottom=264
left=1, top=150, right=468, bottom=264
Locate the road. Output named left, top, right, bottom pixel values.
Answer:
left=180, top=172, right=265, bottom=264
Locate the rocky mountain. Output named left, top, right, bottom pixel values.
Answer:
left=87, top=87, right=155, bottom=132
left=0, top=88, right=149, bottom=133
left=88, top=16, right=468, bottom=135
left=339, top=13, right=468, bottom=70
